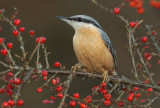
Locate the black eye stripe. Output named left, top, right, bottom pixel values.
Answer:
left=68, top=17, right=101, bottom=29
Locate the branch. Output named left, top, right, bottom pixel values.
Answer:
left=146, top=25, right=160, bottom=54
left=48, top=69, right=160, bottom=92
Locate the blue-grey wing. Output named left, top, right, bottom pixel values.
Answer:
left=100, top=31, right=117, bottom=69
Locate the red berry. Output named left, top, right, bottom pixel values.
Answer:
left=129, top=93, right=135, bottom=97
left=17, top=99, right=24, bottom=106
left=43, top=100, right=50, bottom=104
left=139, top=64, right=142, bottom=68
left=136, top=93, right=141, bottom=98
left=150, top=0, right=157, bottom=7
left=32, top=75, right=38, bottom=79
left=50, top=96, right=55, bottom=100
left=81, top=103, right=87, bottom=108
left=54, top=62, right=61, bottom=67
left=104, top=100, right=111, bottom=106
left=128, top=96, right=134, bottom=102
left=70, top=101, right=76, bottom=107
left=1, top=49, right=8, bottom=56
left=58, top=93, right=63, bottom=98
left=0, top=38, right=4, bottom=44
left=43, top=76, right=47, bottom=80
left=30, top=30, right=35, bottom=35
left=152, top=31, right=157, bottom=35
left=138, top=7, right=144, bottom=14
left=14, top=78, right=21, bottom=85
left=20, top=27, right=25, bottom=32
left=7, top=43, right=13, bottom=49
left=118, top=102, right=124, bottom=107
left=8, top=100, right=15, bottom=106
left=130, top=22, right=136, bottom=27
left=102, top=89, right=108, bottom=95
left=102, top=82, right=107, bottom=88
left=104, top=93, right=111, bottom=100
left=144, top=53, right=152, bottom=60
left=148, top=88, right=153, bottom=92
left=130, top=1, right=136, bottom=7
left=86, top=95, right=92, bottom=103
left=144, top=80, right=150, bottom=83
left=42, top=70, right=48, bottom=76
left=141, top=36, right=148, bottom=43
left=37, top=37, right=46, bottom=43
left=52, top=79, right=57, bottom=85
left=2, top=102, right=9, bottom=107
left=7, top=72, right=14, bottom=77
left=57, top=86, right=63, bottom=92
left=14, top=19, right=21, bottom=26
left=41, top=37, right=46, bottom=43
left=74, top=93, right=80, bottom=98
left=13, top=30, right=19, bottom=36
left=114, top=8, right=120, bottom=14
left=0, top=26, right=2, bottom=32
left=134, top=87, right=139, bottom=91
left=0, top=88, right=5, bottom=93
left=37, top=87, right=43, bottom=93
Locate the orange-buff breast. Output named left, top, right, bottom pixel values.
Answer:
left=73, top=27, right=115, bottom=74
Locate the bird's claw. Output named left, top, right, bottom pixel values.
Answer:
left=102, top=70, right=108, bottom=83
left=71, top=63, right=86, bottom=72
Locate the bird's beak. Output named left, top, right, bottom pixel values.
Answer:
left=56, top=16, right=68, bottom=21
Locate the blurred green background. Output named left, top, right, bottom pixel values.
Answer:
left=0, top=0, right=160, bottom=107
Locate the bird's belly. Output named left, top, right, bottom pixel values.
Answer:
left=73, top=35, right=114, bottom=74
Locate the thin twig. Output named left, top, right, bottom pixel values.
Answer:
left=0, top=60, right=23, bottom=70
left=131, top=33, right=156, bottom=85
left=128, top=29, right=138, bottom=80
left=144, top=95, right=160, bottom=108
left=42, top=44, right=50, bottom=69
left=146, top=25, right=160, bottom=54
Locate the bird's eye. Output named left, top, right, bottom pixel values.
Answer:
left=77, top=18, right=83, bottom=22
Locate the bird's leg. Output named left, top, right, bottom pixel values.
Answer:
left=71, top=63, right=87, bottom=72
left=102, top=70, right=109, bottom=83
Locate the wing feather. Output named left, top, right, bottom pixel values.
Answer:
left=100, top=31, right=117, bottom=69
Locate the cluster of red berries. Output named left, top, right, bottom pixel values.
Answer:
left=70, top=93, right=93, bottom=107
left=2, top=99, right=24, bottom=107
left=130, top=21, right=141, bottom=28
left=0, top=71, right=24, bottom=107
left=0, top=38, right=14, bottom=56
left=150, top=0, right=160, bottom=9
left=126, top=0, right=145, bottom=14
left=40, top=62, right=60, bottom=80
left=13, top=19, right=34, bottom=36
left=37, top=37, right=46, bottom=44
left=37, top=77, right=64, bottom=104
left=128, top=87, right=153, bottom=102
left=92, top=82, right=124, bottom=107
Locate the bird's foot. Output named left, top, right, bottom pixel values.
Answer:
left=71, top=63, right=86, bottom=72
left=102, top=70, right=109, bottom=83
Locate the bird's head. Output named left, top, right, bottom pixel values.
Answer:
left=56, top=15, right=102, bottom=31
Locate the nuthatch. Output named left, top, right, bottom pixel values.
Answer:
left=57, top=15, right=117, bottom=82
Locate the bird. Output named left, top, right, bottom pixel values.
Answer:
left=57, top=15, right=117, bottom=82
